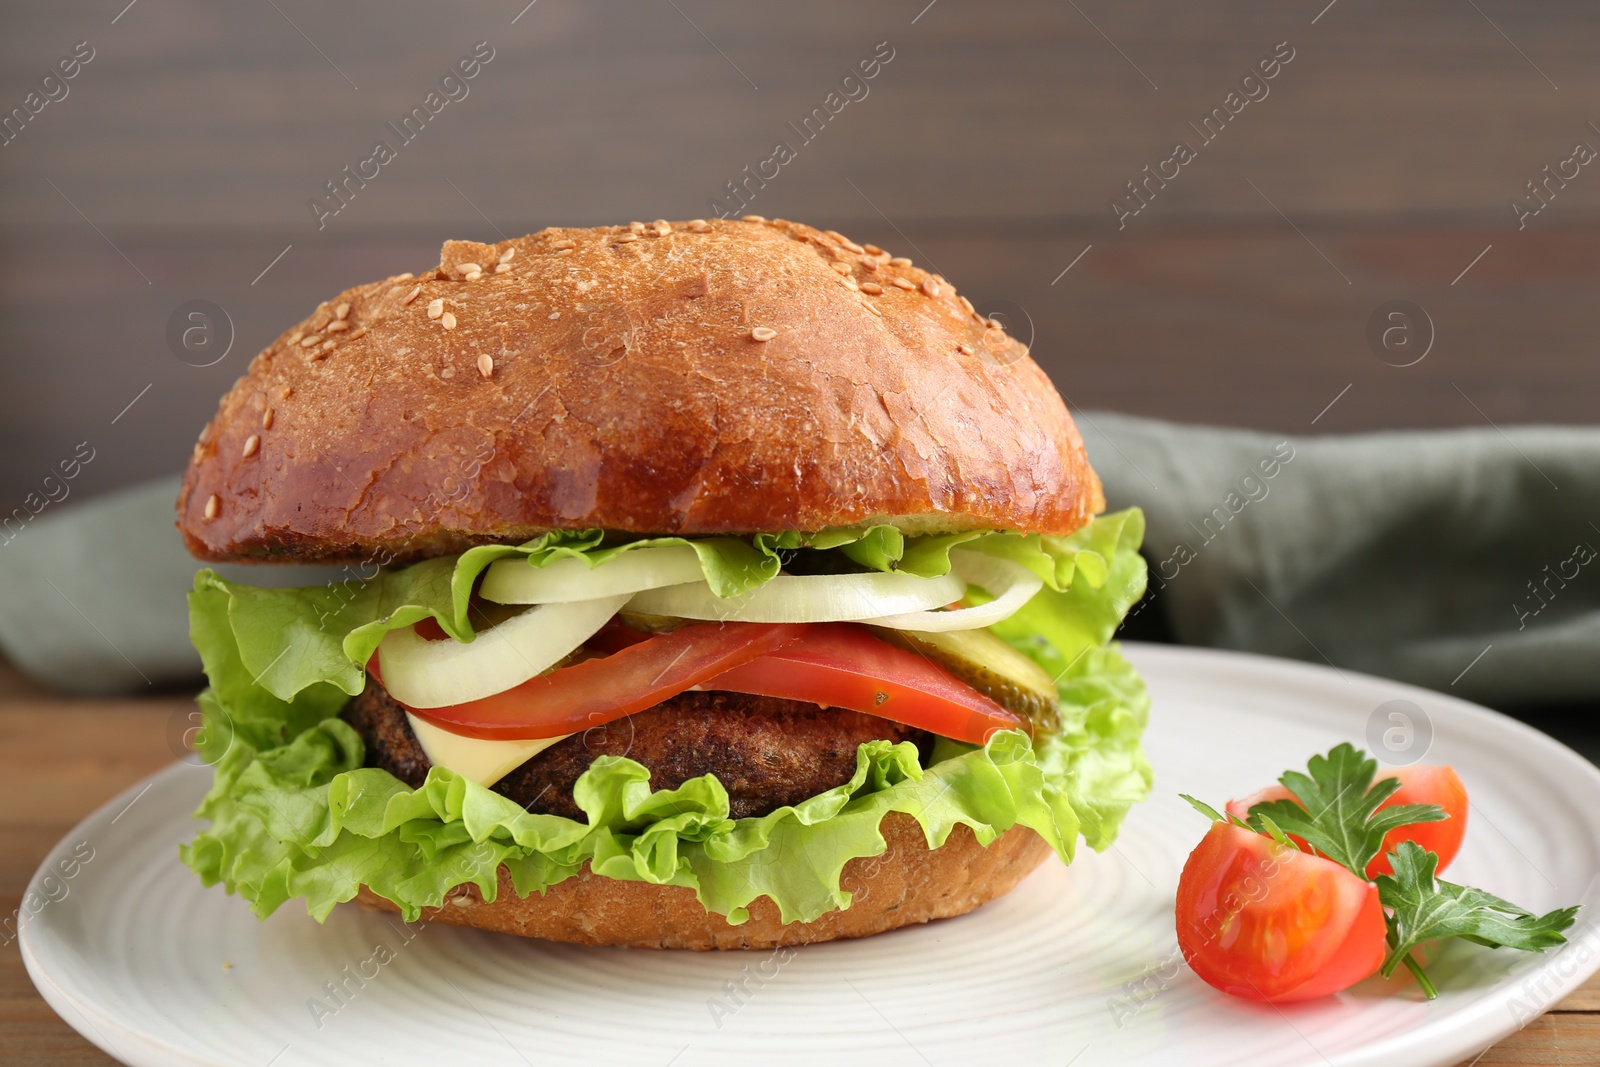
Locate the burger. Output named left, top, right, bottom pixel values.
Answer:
left=176, top=217, right=1150, bottom=949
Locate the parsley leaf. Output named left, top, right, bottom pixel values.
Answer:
left=1244, top=742, right=1446, bottom=878
left=1180, top=793, right=1245, bottom=828
left=1378, top=841, right=1578, bottom=980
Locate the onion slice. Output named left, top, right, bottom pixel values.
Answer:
left=864, top=551, right=1042, bottom=632
left=480, top=545, right=706, bottom=605
left=625, top=569, right=964, bottom=624
left=377, top=593, right=629, bottom=708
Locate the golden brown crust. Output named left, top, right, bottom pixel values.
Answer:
left=354, top=815, right=1050, bottom=949
left=178, top=219, right=1103, bottom=563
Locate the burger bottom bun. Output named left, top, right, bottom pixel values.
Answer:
left=353, top=814, right=1051, bottom=949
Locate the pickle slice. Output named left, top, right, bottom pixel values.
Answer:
left=617, top=610, right=695, bottom=635
left=876, top=627, right=1060, bottom=735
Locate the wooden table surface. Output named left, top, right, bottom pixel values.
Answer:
left=0, top=659, right=1594, bottom=1065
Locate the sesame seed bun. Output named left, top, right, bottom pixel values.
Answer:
left=353, top=814, right=1051, bottom=950
left=177, top=218, right=1103, bottom=563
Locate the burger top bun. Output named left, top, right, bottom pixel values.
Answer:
left=177, top=217, right=1104, bottom=564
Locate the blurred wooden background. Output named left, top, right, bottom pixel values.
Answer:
left=2, top=0, right=1597, bottom=511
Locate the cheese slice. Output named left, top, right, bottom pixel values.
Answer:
left=406, top=713, right=570, bottom=788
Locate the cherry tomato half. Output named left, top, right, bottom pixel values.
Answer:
left=1176, top=822, right=1386, bottom=1002
left=1227, top=764, right=1468, bottom=879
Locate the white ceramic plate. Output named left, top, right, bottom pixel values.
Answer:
left=22, top=644, right=1600, bottom=1067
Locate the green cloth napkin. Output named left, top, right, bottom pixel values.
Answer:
left=2, top=416, right=1597, bottom=705
left=1074, top=413, right=1600, bottom=706
left=0, top=476, right=335, bottom=696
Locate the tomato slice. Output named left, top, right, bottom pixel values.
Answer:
left=585, top=617, right=653, bottom=655
left=1227, top=764, right=1468, bottom=878
left=701, top=622, right=1024, bottom=746
left=1176, top=822, right=1386, bottom=1002
left=403, top=622, right=808, bottom=739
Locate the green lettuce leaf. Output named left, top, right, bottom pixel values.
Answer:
left=181, top=644, right=1149, bottom=925
left=191, top=514, right=1141, bottom=706
left=180, top=511, right=1151, bottom=924
left=988, top=508, right=1147, bottom=675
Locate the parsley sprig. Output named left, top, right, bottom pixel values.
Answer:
left=1376, top=841, right=1579, bottom=998
left=1191, top=742, right=1580, bottom=999
left=1245, top=743, right=1446, bottom=875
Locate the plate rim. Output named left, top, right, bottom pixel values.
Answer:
left=21, top=761, right=220, bottom=1067
left=20, top=642, right=1600, bottom=1067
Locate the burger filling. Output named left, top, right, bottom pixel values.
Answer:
left=348, top=538, right=1073, bottom=794
left=345, top=683, right=931, bottom=820
left=181, top=511, right=1152, bottom=924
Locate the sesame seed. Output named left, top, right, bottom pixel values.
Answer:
left=750, top=326, right=778, bottom=342
left=830, top=262, right=852, bottom=275
left=742, top=214, right=766, bottom=223
left=498, top=247, right=516, bottom=264
left=203, top=495, right=219, bottom=521
left=920, top=278, right=941, bottom=298
left=242, top=434, right=260, bottom=458
left=687, top=219, right=711, bottom=232
left=477, top=353, right=494, bottom=378
left=325, top=320, right=350, bottom=333
left=334, top=302, right=351, bottom=320
left=843, top=276, right=860, bottom=291
left=616, top=233, right=638, bottom=244
left=262, top=408, right=275, bottom=429
left=959, top=296, right=976, bottom=315
left=457, top=262, right=482, bottom=277
left=860, top=258, right=879, bottom=273
left=278, top=384, right=292, bottom=399
left=288, top=331, right=304, bottom=345
left=860, top=282, right=883, bottom=295
left=828, top=231, right=865, bottom=254
left=465, top=270, right=483, bottom=281
left=298, top=334, right=320, bottom=348
left=628, top=221, right=645, bottom=234
left=653, top=219, right=672, bottom=234
left=396, top=272, right=413, bottom=281
left=890, top=256, right=913, bottom=267
left=551, top=239, right=576, bottom=250
left=863, top=244, right=885, bottom=256
left=441, top=311, right=457, bottom=330
left=860, top=300, right=881, bottom=317
left=348, top=326, right=367, bottom=340
left=494, top=263, right=511, bottom=273
left=427, top=299, right=445, bottom=319
left=892, top=277, right=916, bottom=290
left=957, top=342, right=975, bottom=355
left=548, top=311, right=560, bottom=320
left=401, top=285, right=422, bottom=306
